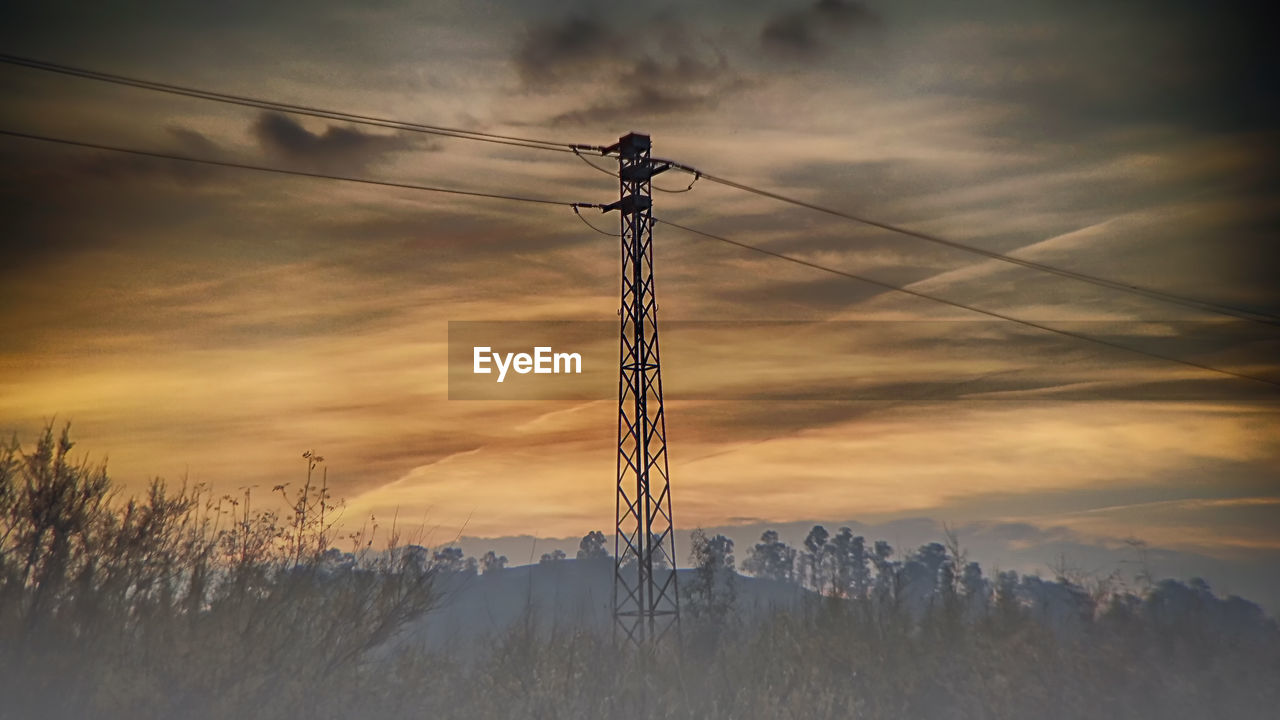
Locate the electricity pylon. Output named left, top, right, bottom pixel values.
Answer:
left=602, top=133, right=680, bottom=647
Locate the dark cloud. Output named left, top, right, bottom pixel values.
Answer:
left=251, top=112, right=417, bottom=172
left=512, top=12, right=745, bottom=125
left=0, top=126, right=235, bottom=273
left=73, top=126, right=230, bottom=183
left=761, top=0, right=878, bottom=59
left=550, top=55, right=747, bottom=125
left=905, top=2, right=1280, bottom=147
left=513, top=16, right=620, bottom=87
left=165, top=126, right=223, bottom=156
left=761, top=14, right=816, bottom=56
left=509, top=2, right=884, bottom=123
left=816, top=0, right=877, bottom=25
left=1067, top=1, right=1278, bottom=134
left=0, top=0, right=440, bottom=89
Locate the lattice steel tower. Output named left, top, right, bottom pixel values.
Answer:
left=602, top=133, right=680, bottom=646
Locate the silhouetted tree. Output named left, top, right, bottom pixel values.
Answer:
left=743, top=530, right=796, bottom=583
left=432, top=546, right=465, bottom=573
left=961, top=561, right=989, bottom=620
left=826, top=527, right=871, bottom=599
left=900, top=542, right=948, bottom=618
left=870, top=540, right=904, bottom=625
left=480, top=550, right=507, bottom=574
left=995, top=570, right=1023, bottom=630
left=1018, top=574, right=1094, bottom=634
left=576, top=530, right=608, bottom=560
left=802, top=525, right=829, bottom=593
left=685, top=529, right=736, bottom=626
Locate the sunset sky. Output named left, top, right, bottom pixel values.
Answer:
left=2, top=2, right=1278, bottom=607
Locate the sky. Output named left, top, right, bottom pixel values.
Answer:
left=2, top=1, right=1278, bottom=607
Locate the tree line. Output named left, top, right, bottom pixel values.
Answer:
left=3, top=424, right=1276, bottom=719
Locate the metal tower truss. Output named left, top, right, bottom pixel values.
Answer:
left=603, top=133, right=680, bottom=647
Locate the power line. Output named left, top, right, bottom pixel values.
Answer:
left=572, top=147, right=618, bottom=178
left=0, top=53, right=604, bottom=155
left=8, top=52, right=1272, bottom=327
left=653, top=174, right=701, bottom=194
left=571, top=205, right=620, bottom=237
left=4, top=124, right=1273, bottom=388
left=0, top=128, right=599, bottom=208
left=660, top=164, right=1280, bottom=327
left=573, top=147, right=698, bottom=192
left=654, top=217, right=1280, bottom=389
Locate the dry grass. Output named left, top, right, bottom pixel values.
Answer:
left=0, top=424, right=437, bottom=720
left=2, top=423, right=1277, bottom=719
